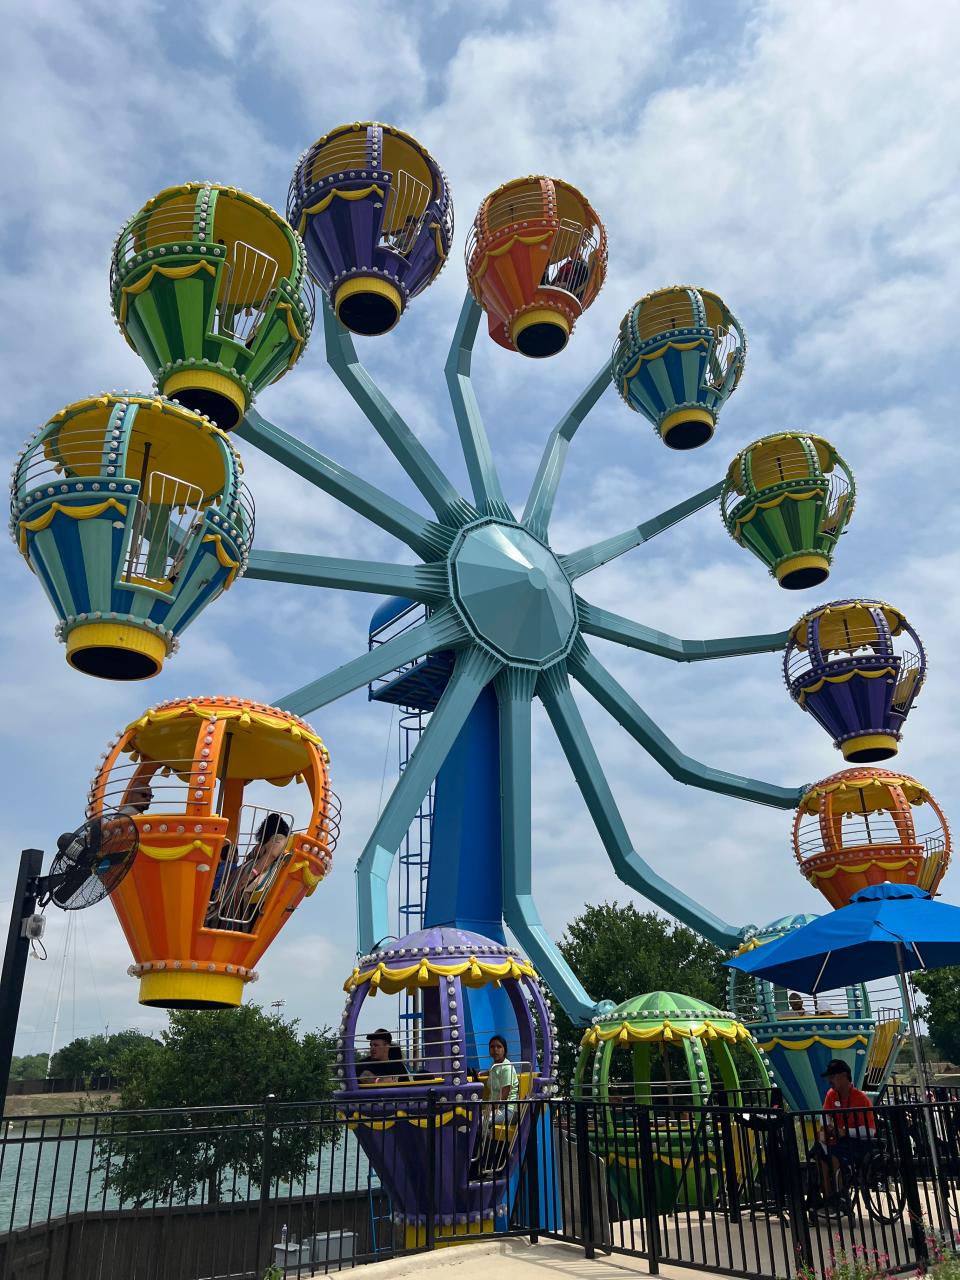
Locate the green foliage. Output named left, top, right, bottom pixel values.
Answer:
left=912, top=968, right=960, bottom=1065
left=101, top=1005, right=337, bottom=1206
left=9, top=1053, right=49, bottom=1080
left=49, top=1030, right=155, bottom=1081
left=551, top=902, right=728, bottom=1085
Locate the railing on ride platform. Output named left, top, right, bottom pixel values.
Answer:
left=3, top=1093, right=958, bottom=1279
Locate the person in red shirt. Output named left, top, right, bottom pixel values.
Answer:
left=813, top=1058, right=876, bottom=1214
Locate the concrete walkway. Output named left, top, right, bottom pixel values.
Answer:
left=360, top=1237, right=702, bottom=1279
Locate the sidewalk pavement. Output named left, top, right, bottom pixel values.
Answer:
left=361, top=1237, right=714, bottom=1279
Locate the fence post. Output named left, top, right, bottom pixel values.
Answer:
left=637, top=1107, right=660, bottom=1275
left=256, top=1093, right=276, bottom=1272
left=716, top=1107, right=740, bottom=1222
left=782, top=1114, right=813, bottom=1273
left=527, top=1101, right=541, bottom=1245
left=891, top=1104, right=929, bottom=1266
left=425, top=1090, right=437, bottom=1251
left=573, top=1099, right=596, bottom=1260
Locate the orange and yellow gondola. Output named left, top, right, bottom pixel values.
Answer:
left=87, top=696, right=339, bottom=1008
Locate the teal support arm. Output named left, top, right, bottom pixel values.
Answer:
left=568, top=640, right=805, bottom=809
left=561, top=481, right=724, bottom=580
left=356, top=646, right=503, bottom=952
left=235, top=409, right=453, bottom=560
left=523, top=360, right=612, bottom=540
left=246, top=550, right=447, bottom=602
left=276, top=605, right=469, bottom=717
left=323, top=298, right=476, bottom=527
left=538, top=664, right=744, bottom=949
left=444, top=293, right=513, bottom=520
left=578, top=599, right=790, bottom=662
left=496, top=669, right=598, bottom=1024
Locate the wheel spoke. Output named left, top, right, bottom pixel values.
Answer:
left=356, top=646, right=502, bottom=952
left=538, top=662, right=743, bottom=948
left=324, top=298, right=476, bottom=527
left=523, top=359, right=611, bottom=539
left=236, top=408, right=454, bottom=560
left=569, top=639, right=805, bottom=809
left=561, top=481, right=723, bottom=580
left=246, top=551, right=447, bottom=602
left=444, top=292, right=514, bottom=520
left=577, top=598, right=790, bottom=661
left=496, top=667, right=597, bottom=1024
left=275, top=606, right=469, bottom=717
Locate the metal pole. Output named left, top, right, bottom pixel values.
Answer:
left=0, top=849, right=44, bottom=1114
left=897, top=942, right=950, bottom=1234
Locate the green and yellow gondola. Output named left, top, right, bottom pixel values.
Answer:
left=110, top=183, right=314, bottom=429
left=10, top=393, right=253, bottom=679
left=721, top=432, right=855, bottom=589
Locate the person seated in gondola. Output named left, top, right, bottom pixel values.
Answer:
left=472, top=1034, right=520, bottom=1176
left=358, top=1028, right=410, bottom=1083
left=810, top=1058, right=876, bottom=1218
left=213, top=814, right=290, bottom=930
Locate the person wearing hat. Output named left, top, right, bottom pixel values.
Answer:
left=812, top=1058, right=876, bottom=1216
left=358, top=1029, right=410, bottom=1084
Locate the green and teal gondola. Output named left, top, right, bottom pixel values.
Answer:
left=721, top=432, right=855, bottom=589
left=612, top=287, right=746, bottom=449
left=10, top=393, right=253, bottom=680
left=110, top=183, right=314, bottom=429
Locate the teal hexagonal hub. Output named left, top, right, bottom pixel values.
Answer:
left=451, top=521, right=577, bottom=666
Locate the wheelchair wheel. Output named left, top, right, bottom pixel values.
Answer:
left=862, top=1149, right=906, bottom=1224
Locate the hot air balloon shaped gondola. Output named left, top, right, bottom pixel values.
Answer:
left=784, top=600, right=926, bottom=763
left=725, top=916, right=900, bottom=1111
left=612, top=287, right=746, bottom=450
left=337, top=927, right=556, bottom=1247
left=111, top=184, right=314, bottom=428
left=794, top=767, right=950, bottom=909
left=721, top=432, right=855, bottom=589
left=11, top=394, right=253, bottom=679
left=288, top=123, right=453, bottom=336
left=466, top=176, right=607, bottom=357
left=87, top=696, right=338, bottom=1008
left=574, top=993, right=771, bottom=1216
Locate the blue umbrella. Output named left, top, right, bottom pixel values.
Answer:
left=726, top=882, right=960, bottom=994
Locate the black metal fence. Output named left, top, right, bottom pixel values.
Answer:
left=1, top=1093, right=959, bottom=1279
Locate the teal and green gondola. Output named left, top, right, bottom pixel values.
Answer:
left=721, top=432, right=855, bottom=589
left=574, top=992, right=772, bottom=1216
left=10, top=393, right=252, bottom=679
left=612, top=287, right=746, bottom=450
left=111, top=183, right=313, bottom=429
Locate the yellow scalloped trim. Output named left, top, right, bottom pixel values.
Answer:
left=274, top=300, right=305, bottom=368
left=201, top=533, right=241, bottom=588
left=798, top=666, right=896, bottom=702
left=800, top=774, right=928, bottom=812
left=471, top=232, right=553, bottom=284
left=344, top=955, right=536, bottom=996
left=620, top=337, right=709, bottom=387
left=295, top=184, right=385, bottom=234
left=732, top=487, right=825, bottom=537
left=805, top=857, right=914, bottom=881
left=611, top=1149, right=719, bottom=1171
left=341, top=1106, right=472, bottom=1131
left=119, top=261, right=218, bottom=325
left=288, top=857, right=325, bottom=895
left=18, top=499, right=128, bottom=555
left=756, top=1034, right=869, bottom=1052
left=140, top=838, right=214, bottom=862
left=130, top=702, right=323, bottom=748
left=581, top=1018, right=749, bottom=1048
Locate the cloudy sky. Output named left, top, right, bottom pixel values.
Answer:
left=3, top=0, right=960, bottom=1057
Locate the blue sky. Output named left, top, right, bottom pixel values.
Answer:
left=3, top=0, right=960, bottom=1057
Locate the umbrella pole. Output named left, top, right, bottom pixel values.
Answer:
left=897, top=942, right=949, bottom=1238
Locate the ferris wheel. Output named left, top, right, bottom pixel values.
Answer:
left=10, top=123, right=940, bottom=1035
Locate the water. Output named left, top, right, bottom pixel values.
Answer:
left=0, top=1120, right=375, bottom=1233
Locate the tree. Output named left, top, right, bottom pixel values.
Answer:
left=9, top=1053, right=49, bottom=1080
left=50, top=1030, right=156, bottom=1081
left=550, top=902, right=728, bottom=1085
left=911, top=968, right=960, bottom=1066
left=102, top=1005, right=337, bottom=1206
